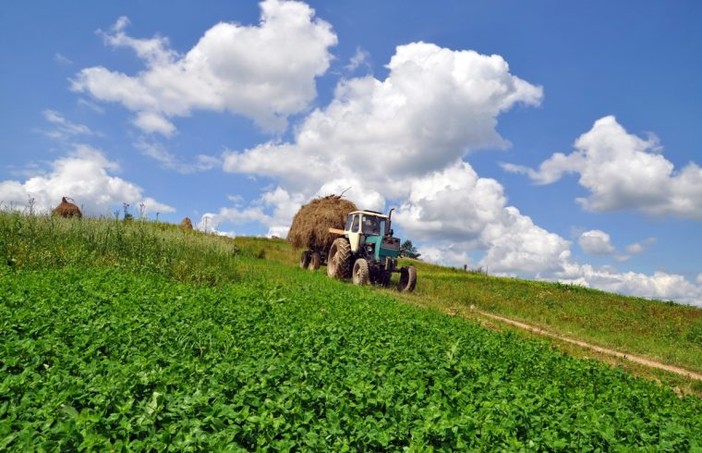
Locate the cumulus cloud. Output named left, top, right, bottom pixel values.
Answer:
left=503, top=115, right=702, bottom=219
left=71, top=0, right=337, bottom=135
left=579, top=229, right=615, bottom=255
left=223, top=41, right=542, bottom=190
left=0, top=145, right=174, bottom=216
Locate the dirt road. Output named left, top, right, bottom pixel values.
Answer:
left=471, top=307, right=702, bottom=381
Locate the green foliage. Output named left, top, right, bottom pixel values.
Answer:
left=2, top=266, right=701, bottom=450
left=687, top=320, right=702, bottom=347
left=2, top=211, right=702, bottom=449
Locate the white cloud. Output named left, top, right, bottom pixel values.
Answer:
left=579, top=229, right=615, bottom=255
left=504, top=115, right=702, bottom=219
left=71, top=0, right=337, bottom=135
left=0, top=145, right=174, bottom=216
left=197, top=187, right=304, bottom=238
left=395, top=161, right=571, bottom=275
left=345, top=47, right=371, bottom=72
left=223, top=41, right=543, bottom=191
left=420, top=245, right=474, bottom=270
left=556, top=263, right=702, bottom=307
left=626, top=237, right=655, bottom=254
left=133, top=112, right=176, bottom=137
left=41, top=110, right=94, bottom=140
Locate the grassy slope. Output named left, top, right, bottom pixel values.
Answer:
left=2, top=211, right=701, bottom=379
left=241, top=235, right=702, bottom=372
left=2, top=214, right=702, bottom=450
left=397, top=261, right=702, bottom=371
left=237, top=237, right=702, bottom=394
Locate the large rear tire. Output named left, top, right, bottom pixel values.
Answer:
left=398, top=265, right=417, bottom=293
left=299, top=251, right=311, bottom=269
left=352, top=258, right=370, bottom=285
left=327, top=238, right=352, bottom=279
left=308, top=251, right=321, bottom=271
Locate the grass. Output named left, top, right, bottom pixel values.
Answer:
left=0, top=211, right=251, bottom=286
left=3, top=211, right=701, bottom=383
left=2, top=211, right=702, bottom=449
left=389, top=260, right=702, bottom=376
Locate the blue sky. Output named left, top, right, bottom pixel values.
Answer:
left=2, top=1, right=702, bottom=306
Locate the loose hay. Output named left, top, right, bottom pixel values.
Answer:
left=181, top=217, right=194, bottom=230
left=287, top=195, right=357, bottom=251
left=52, top=197, right=82, bottom=219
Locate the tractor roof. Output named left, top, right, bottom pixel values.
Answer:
left=349, top=210, right=388, bottom=218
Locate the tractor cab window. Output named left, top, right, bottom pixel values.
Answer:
left=362, top=215, right=382, bottom=235
left=350, top=214, right=360, bottom=233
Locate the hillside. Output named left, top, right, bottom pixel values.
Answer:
left=1, top=212, right=701, bottom=450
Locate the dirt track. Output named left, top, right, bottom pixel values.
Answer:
left=471, top=307, right=702, bottom=382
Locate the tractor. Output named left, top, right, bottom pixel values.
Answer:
left=326, top=209, right=417, bottom=292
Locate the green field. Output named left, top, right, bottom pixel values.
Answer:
left=1, top=212, right=701, bottom=450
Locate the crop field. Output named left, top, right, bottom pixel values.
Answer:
left=1, top=213, right=702, bottom=450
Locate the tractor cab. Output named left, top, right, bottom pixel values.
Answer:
left=344, top=210, right=400, bottom=261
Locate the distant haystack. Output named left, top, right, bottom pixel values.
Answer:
left=180, top=217, right=193, bottom=230
left=287, top=195, right=357, bottom=251
left=52, top=197, right=82, bottom=219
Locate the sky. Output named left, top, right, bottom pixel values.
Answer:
left=2, top=1, right=702, bottom=306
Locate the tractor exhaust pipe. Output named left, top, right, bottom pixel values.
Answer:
left=387, top=208, right=395, bottom=236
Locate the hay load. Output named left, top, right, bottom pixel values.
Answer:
left=52, top=197, right=82, bottom=219
left=180, top=217, right=194, bottom=230
left=287, top=194, right=357, bottom=253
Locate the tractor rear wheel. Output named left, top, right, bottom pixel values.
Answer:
left=299, top=251, right=311, bottom=269
left=352, top=258, right=370, bottom=285
left=327, top=238, right=352, bottom=279
left=308, top=251, right=321, bottom=271
left=398, top=265, right=417, bottom=292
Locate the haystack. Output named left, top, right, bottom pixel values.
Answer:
left=180, top=217, right=193, bottom=230
left=52, top=197, right=82, bottom=219
left=287, top=195, right=357, bottom=251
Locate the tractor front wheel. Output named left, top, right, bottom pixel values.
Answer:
left=352, top=258, right=370, bottom=285
left=398, top=265, right=417, bottom=293
left=327, top=238, right=352, bottom=279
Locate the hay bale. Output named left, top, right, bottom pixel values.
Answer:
left=287, top=195, right=357, bottom=251
left=52, top=197, right=82, bottom=219
left=180, top=217, right=193, bottom=230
